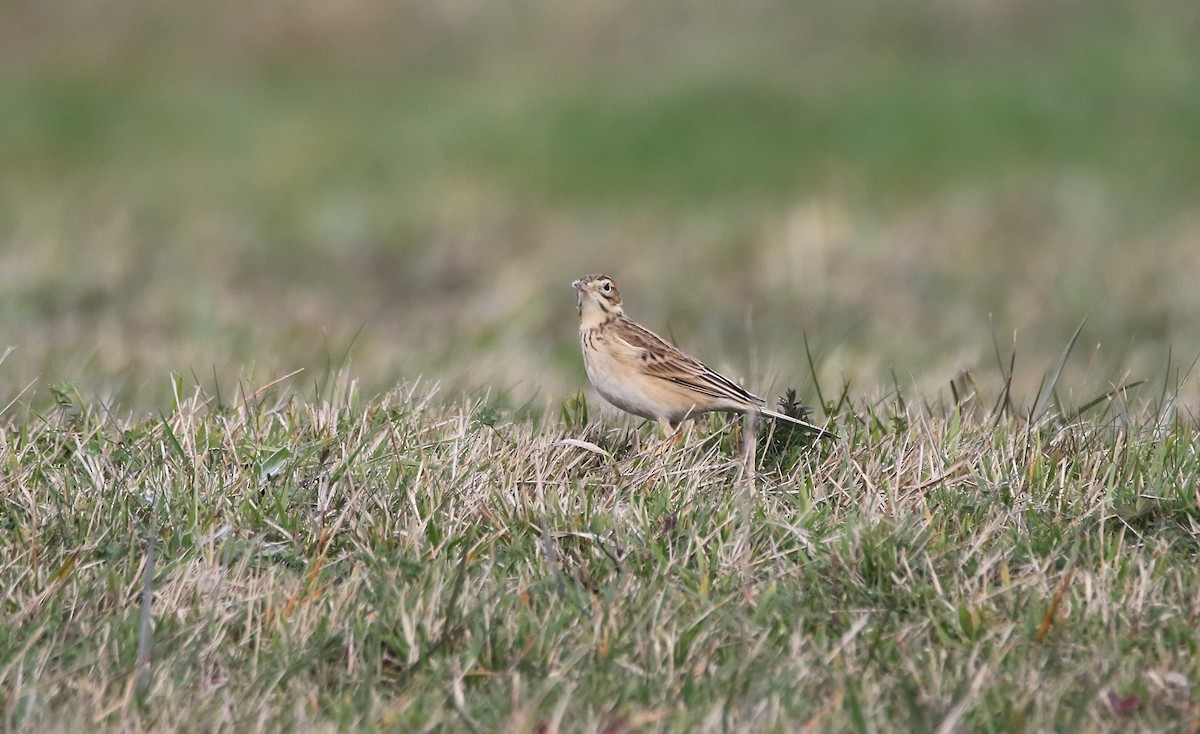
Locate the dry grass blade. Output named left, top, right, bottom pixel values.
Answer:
left=557, top=438, right=611, bottom=457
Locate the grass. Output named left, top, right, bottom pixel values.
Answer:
left=1, top=367, right=1197, bottom=732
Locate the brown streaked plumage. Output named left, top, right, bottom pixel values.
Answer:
left=572, top=274, right=837, bottom=439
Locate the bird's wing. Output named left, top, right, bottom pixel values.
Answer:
left=608, top=318, right=765, bottom=407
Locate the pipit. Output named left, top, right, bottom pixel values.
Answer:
left=572, top=274, right=836, bottom=440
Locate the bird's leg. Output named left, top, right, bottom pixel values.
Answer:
left=737, top=412, right=758, bottom=488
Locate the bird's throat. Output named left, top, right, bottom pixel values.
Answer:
left=578, top=298, right=618, bottom=331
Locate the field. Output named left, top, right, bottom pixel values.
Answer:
left=2, top=0, right=1200, bottom=731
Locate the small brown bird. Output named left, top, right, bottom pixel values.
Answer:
left=573, top=274, right=836, bottom=439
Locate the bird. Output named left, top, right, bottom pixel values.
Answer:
left=572, top=274, right=837, bottom=440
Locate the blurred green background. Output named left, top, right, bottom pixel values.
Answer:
left=3, top=0, right=1199, bottom=414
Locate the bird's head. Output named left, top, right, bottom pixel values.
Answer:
left=572, top=274, right=624, bottom=323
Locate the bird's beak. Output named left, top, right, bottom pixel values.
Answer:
left=572, top=279, right=584, bottom=291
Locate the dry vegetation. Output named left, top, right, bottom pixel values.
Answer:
left=1, top=367, right=1197, bottom=731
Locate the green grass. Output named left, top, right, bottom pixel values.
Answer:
left=2, top=373, right=1197, bottom=731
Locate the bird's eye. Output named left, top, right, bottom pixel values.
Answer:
left=602, top=282, right=612, bottom=293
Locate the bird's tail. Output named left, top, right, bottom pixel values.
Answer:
left=758, top=408, right=839, bottom=440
